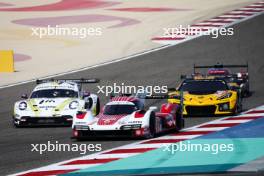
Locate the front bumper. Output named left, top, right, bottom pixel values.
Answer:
left=73, top=124, right=146, bottom=138
left=74, top=129, right=135, bottom=138
left=168, top=98, right=237, bottom=116
left=13, top=115, right=73, bottom=126
left=184, top=103, right=233, bottom=116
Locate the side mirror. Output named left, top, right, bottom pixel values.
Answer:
left=21, top=94, right=28, bottom=99
left=149, top=106, right=158, bottom=111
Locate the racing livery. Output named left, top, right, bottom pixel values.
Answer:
left=193, top=63, right=250, bottom=97
left=168, top=78, right=242, bottom=116
left=13, top=79, right=100, bottom=127
left=72, top=95, right=184, bottom=140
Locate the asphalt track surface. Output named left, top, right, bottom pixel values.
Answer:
left=0, top=14, right=263, bottom=176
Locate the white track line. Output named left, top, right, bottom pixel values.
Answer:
left=239, top=113, right=264, bottom=117
left=206, top=119, right=252, bottom=124
left=119, top=143, right=162, bottom=149
left=158, top=135, right=201, bottom=139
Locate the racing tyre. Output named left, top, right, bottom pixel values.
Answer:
left=148, top=112, right=156, bottom=138
left=95, top=97, right=100, bottom=116
left=176, top=110, right=184, bottom=131
left=233, top=100, right=242, bottom=115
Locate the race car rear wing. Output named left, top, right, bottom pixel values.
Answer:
left=36, top=78, right=100, bottom=84
left=193, top=63, right=248, bottom=74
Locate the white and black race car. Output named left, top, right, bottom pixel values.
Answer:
left=72, top=94, right=184, bottom=140
left=13, top=79, right=100, bottom=127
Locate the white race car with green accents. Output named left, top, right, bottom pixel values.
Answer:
left=13, top=79, right=100, bottom=127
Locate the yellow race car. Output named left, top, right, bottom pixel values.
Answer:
left=168, top=78, right=242, bottom=116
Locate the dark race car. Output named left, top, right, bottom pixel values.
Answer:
left=193, top=63, right=250, bottom=97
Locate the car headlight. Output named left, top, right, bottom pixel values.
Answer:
left=217, top=92, right=232, bottom=100
left=18, top=102, right=27, bottom=110
left=121, top=124, right=142, bottom=130
left=69, top=101, right=79, bottom=109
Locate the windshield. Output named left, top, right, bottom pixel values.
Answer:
left=179, top=80, right=228, bottom=94
left=30, top=89, right=78, bottom=98
left=104, top=104, right=136, bottom=115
